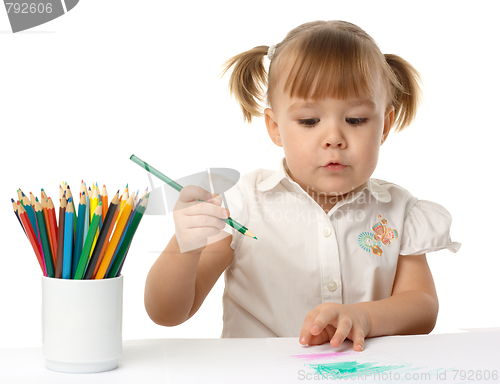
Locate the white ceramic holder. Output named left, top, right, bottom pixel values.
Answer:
left=41, top=275, right=123, bottom=373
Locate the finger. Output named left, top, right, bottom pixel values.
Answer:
left=351, top=328, right=365, bottom=351
left=330, top=317, right=353, bottom=348
left=299, top=307, right=322, bottom=345
left=182, top=200, right=229, bottom=221
left=310, top=306, right=338, bottom=337
left=187, top=212, right=228, bottom=231
left=179, top=185, right=212, bottom=203
left=307, top=325, right=336, bottom=346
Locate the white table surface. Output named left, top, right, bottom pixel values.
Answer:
left=2, top=329, right=500, bottom=383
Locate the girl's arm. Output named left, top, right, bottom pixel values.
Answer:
left=355, top=253, right=438, bottom=337
left=299, top=254, right=438, bottom=350
left=144, top=231, right=234, bottom=326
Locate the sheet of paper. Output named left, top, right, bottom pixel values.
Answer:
left=161, top=331, right=500, bottom=383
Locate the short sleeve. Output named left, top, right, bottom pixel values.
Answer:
left=399, top=200, right=461, bottom=256
left=221, top=181, right=248, bottom=250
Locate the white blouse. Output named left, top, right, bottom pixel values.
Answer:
left=221, top=158, right=461, bottom=338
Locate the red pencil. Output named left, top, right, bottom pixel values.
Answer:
left=18, top=202, right=45, bottom=274
left=47, top=197, right=58, bottom=264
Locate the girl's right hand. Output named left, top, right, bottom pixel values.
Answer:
left=173, top=185, right=230, bottom=254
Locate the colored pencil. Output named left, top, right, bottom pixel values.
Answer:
left=112, top=193, right=144, bottom=277
left=34, top=200, right=55, bottom=277
left=40, top=189, right=56, bottom=266
left=101, top=185, right=109, bottom=221
left=94, top=194, right=133, bottom=279
left=84, top=185, right=90, bottom=240
left=72, top=193, right=87, bottom=278
left=79, top=179, right=85, bottom=199
left=90, top=186, right=100, bottom=252
left=107, top=194, right=149, bottom=278
left=62, top=198, right=74, bottom=279
left=21, top=194, right=39, bottom=242
left=46, top=197, right=58, bottom=259
left=73, top=203, right=102, bottom=280
left=130, top=154, right=257, bottom=239
left=18, top=202, right=45, bottom=274
left=12, top=198, right=26, bottom=236
left=29, top=192, right=36, bottom=208
left=65, top=185, right=77, bottom=233
left=84, top=192, right=120, bottom=279
left=55, top=196, right=67, bottom=278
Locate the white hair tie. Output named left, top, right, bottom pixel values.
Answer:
left=267, top=44, right=276, bottom=60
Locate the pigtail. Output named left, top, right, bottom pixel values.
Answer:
left=384, top=54, right=423, bottom=132
left=221, top=46, right=269, bottom=123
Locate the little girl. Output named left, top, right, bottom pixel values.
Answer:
left=144, top=20, right=461, bottom=351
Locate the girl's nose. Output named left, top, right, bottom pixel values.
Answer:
left=324, top=126, right=347, bottom=149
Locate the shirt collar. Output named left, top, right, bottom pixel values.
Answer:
left=257, top=157, right=391, bottom=203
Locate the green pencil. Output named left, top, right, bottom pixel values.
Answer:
left=34, top=200, right=55, bottom=278
left=73, top=203, right=102, bottom=279
left=130, top=154, right=257, bottom=240
left=106, top=194, right=149, bottom=278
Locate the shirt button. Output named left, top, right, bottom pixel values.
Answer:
left=323, top=226, right=332, bottom=237
left=327, top=280, right=337, bottom=292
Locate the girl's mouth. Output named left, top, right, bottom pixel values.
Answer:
left=323, top=163, right=347, bottom=172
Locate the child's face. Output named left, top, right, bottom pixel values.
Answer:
left=265, top=81, right=394, bottom=207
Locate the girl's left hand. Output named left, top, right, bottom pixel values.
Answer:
left=299, top=303, right=372, bottom=351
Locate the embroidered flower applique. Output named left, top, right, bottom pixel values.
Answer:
left=357, top=215, right=399, bottom=256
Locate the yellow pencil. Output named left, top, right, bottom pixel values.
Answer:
left=90, top=186, right=100, bottom=254
left=94, top=195, right=134, bottom=279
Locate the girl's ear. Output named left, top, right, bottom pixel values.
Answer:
left=381, top=105, right=395, bottom=145
left=264, top=108, right=282, bottom=147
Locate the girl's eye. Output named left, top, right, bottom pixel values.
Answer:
left=298, top=118, right=320, bottom=127
left=346, top=117, right=368, bottom=126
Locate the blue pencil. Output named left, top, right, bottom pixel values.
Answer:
left=62, top=197, right=74, bottom=279
left=72, top=193, right=87, bottom=278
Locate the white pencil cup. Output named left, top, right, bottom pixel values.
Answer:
left=41, top=275, right=123, bottom=373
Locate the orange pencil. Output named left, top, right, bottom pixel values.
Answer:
left=18, top=202, right=45, bottom=274
left=101, top=185, right=109, bottom=221
left=95, top=195, right=134, bottom=279
left=88, top=192, right=120, bottom=279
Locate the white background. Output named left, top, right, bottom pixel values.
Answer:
left=0, top=0, right=498, bottom=348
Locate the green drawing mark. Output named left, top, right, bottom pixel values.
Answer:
left=310, top=360, right=406, bottom=376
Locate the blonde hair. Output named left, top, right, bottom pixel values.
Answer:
left=221, top=20, right=422, bottom=132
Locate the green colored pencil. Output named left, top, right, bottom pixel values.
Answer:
left=129, top=154, right=257, bottom=240
left=34, top=200, right=55, bottom=278
left=73, top=203, right=102, bottom=280
left=106, top=194, right=149, bottom=278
